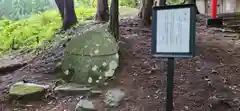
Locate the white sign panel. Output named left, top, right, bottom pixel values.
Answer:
left=156, top=8, right=190, bottom=53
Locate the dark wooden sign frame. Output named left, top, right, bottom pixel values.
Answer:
left=151, top=4, right=196, bottom=58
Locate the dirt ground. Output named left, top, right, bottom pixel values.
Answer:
left=1, top=15, right=240, bottom=111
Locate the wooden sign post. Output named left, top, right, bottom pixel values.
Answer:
left=151, top=4, right=196, bottom=111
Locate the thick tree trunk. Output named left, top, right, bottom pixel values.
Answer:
left=55, top=0, right=64, bottom=20
left=95, top=0, right=109, bottom=21
left=139, top=0, right=165, bottom=18
left=109, top=0, right=122, bottom=70
left=55, top=0, right=78, bottom=30
left=109, top=0, right=119, bottom=40
left=141, top=0, right=154, bottom=25
left=62, top=0, right=78, bottom=30
left=159, top=0, right=166, bottom=6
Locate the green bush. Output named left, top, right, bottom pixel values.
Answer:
left=0, top=0, right=136, bottom=55
left=0, top=8, right=96, bottom=54
left=0, top=0, right=136, bottom=21
left=75, top=0, right=97, bottom=8
left=119, top=0, right=137, bottom=8
left=0, top=0, right=56, bottom=20
left=167, top=0, right=185, bottom=5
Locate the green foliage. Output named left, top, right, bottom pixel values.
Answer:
left=0, top=8, right=95, bottom=55
left=0, top=0, right=137, bottom=21
left=119, top=0, right=137, bottom=8
left=0, top=0, right=136, bottom=55
left=0, top=0, right=56, bottom=20
left=75, top=0, right=97, bottom=8
left=167, top=0, right=186, bottom=5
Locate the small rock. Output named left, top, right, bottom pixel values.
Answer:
left=54, top=83, right=91, bottom=95
left=0, top=57, right=27, bottom=73
left=9, top=82, right=48, bottom=100
left=104, top=88, right=125, bottom=107
left=75, top=99, right=96, bottom=111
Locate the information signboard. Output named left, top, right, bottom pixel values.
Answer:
left=151, top=4, right=196, bottom=58
left=151, top=4, right=197, bottom=111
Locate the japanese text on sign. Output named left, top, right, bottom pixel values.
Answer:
left=156, top=8, right=190, bottom=53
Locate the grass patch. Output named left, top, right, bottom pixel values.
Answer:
left=0, top=6, right=137, bottom=55
left=0, top=8, right=96, bottom=55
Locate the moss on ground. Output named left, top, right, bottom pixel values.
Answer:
left=9, top=82, right=45, bottom=96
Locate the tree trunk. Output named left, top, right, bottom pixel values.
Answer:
left=95, top=0, right=109, bottom=21
left=109, top=0, right=119, bottom=40
left=141, top=0, right=154, bottom=25
left=159, top=0, right=166, bottom=6
left=138, top=0, right=143, bottom=18
left=55, top=0, right=65, bottom=20
left=55, top=0, right=78, bottom=30
left=109, top=0, right=122, bottom=70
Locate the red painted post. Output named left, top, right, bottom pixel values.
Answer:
left=211, top=0, right=217, bottom=19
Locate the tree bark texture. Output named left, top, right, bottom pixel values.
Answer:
left=95, top=0, right=109, bottom=21
left=109, top=0, right=123, bottom=71
left=109, top=0, right=119, bottom=40
left=141, top=0, right=154, bottom=25
left=159, top=0, right=166, bottom=6
left=55, top=0, right=78, bottom=30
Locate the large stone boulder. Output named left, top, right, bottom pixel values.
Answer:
left=61, top=24, right=119, bottom=85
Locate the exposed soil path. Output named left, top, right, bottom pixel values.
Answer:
left=116, top=15, right=240, bottom=111
left=1, top=15, right=240, bottom=111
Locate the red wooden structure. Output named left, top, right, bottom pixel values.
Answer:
left=211, top=0, right=217, bottom=19
left=207, top=0, right=222, bottom=26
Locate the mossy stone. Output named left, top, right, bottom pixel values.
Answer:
left=62, top=25, right=119, bottom=85
left=9, top=82, right=48, bottom=101
left=64, top=25, right=118, bottom=56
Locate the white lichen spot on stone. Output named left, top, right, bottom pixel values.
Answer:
left=84, top=45, right=88, bottom=48
left=92, top=65, right=98, bottom=71
left=107, top=38, right=111, bottom=42
left=102, top=62, right=107, bottom=66
left=96, top=80, right=99, bottom=83
left=109, top=61, right=118, bottom=70
left=104, top=70, right=115, bottom=77
left=64, top=70, right=69, bottom=75
left=103, top=61, right=118, bottom=77
left=88, top=59, right=92, bottom=63
left=99, top=76, right=102, bottom=80
left=96, top=44, right=100, bottom=47
left=88, top=77, right=93, bottom=83
left=90, top=52, right=93, bottom=56
left=115, top=53, right=119, bottom=59
left=94, top=49, right=99, bottom=54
